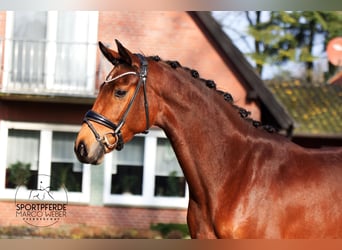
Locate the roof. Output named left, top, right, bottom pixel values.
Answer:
left=267, top=80, right=342, bottom=136
left=189, top=12, right=294, bottom=135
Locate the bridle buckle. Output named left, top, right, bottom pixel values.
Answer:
left=101, top=132, right=119, bottom=149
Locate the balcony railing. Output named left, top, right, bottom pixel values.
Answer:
left=0, top=38, right=99, bottom=97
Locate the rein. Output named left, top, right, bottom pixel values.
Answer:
left=83, top=54, right=149, bottom=151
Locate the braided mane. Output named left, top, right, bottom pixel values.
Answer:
left=148, top=55, right=277, bottom=134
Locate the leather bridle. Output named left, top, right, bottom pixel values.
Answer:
left=83, top=54, right=149, bottom=151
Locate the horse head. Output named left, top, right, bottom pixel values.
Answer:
left=74, top=40, right=157, bottom=164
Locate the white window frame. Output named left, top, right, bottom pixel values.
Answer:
left=0, top=120, right=90, bottom=203
left=2, top=11, right=98, bottom=95
left=103, top=129, right=189, bottom=209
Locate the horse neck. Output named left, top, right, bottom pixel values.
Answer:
left=151, top=63, right=257, bottom=198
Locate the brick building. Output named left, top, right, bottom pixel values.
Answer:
left=0, top=11, right=266, bottom=230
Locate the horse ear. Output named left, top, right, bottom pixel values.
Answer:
left=99, top=41, right=119, bottom=66
left=115, top=39, right=133, bottom=66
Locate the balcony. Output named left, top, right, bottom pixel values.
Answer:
left=0, top=38, right=99, bottom=100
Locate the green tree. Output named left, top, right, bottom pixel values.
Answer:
left=245, top=11, right=342, bottom=81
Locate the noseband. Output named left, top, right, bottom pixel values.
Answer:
left=83, top=54, right=149, bottom=151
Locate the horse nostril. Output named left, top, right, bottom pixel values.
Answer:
left=76, top=141, right=88, bottom=158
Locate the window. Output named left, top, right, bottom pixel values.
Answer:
left=51, top=132, right=83, bottom=192
left=111, top=137, right=144, bottom=195
left=5, top=129, right=40, bottom=189
left=2, top=11, right=98, bottom=95
left=0, top=121, right=90, bottom=203
left=155, top=138, right=186, bottom=197
left=11, top=12, right=47, bottom=84
left=103, top=130, right=189, bottom=208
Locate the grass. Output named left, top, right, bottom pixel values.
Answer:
left=150, top=223, right=190, bottom=239
left=0, top=225, right=161, bottom=239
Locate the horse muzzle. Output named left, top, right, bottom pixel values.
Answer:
left=74, top=139, right=105, bottom=165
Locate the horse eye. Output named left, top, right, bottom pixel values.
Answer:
left=115, top=89, right=127, bottom=98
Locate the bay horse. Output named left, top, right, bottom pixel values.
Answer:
left=74, top=40, right=342, bottom=238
